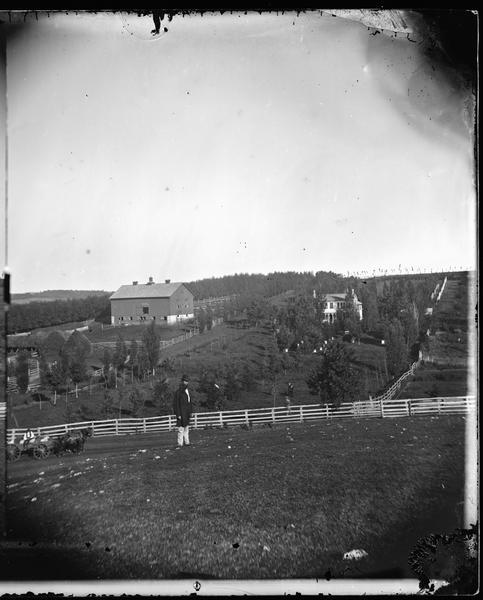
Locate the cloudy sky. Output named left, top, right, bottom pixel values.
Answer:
left=2, top=10, right=477, bottom=293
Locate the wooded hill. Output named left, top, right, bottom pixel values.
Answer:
left=7, top=270, right=449, bottom=335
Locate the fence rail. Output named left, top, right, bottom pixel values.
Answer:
left=372, top=360, right=421, bottom=403
left=5, top=396, right=476, bottom=444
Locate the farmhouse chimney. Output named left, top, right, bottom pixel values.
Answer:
left=132, top=281, right=138, bottom=286
left=165, top=279, right=171, bottom=284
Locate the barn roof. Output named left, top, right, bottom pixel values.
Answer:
left=110, top=282, right=188, bottom=300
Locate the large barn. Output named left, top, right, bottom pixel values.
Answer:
left=110, top=278, right=194, bottom=326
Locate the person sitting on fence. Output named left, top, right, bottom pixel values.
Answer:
left=21, top=428, right=35, bottom=448
left=173, top=374, right=192, bottom=449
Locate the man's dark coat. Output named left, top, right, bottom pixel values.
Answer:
left=173, top=386, right=192, bottom=427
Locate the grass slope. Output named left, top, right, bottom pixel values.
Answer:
left=3, top=415, right=466, bottom=580
left=10, top=324, right=391, bottom=428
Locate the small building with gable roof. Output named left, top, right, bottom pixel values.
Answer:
left=110, top=277, right=194, bottom=326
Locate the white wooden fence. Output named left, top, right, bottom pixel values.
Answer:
left=372, top=360, right=420, bottom=403
left=5, top=396, right=476, bottom=444
left=91, top=328, right=201, bottom=351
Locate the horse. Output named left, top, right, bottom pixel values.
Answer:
left=53, top=427, right=93, bottom=456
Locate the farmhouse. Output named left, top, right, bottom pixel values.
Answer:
left=110, top=278, right=194, bottom=326
left=317, top=290, right=363, bottom=324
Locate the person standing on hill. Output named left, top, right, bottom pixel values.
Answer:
left=173, top=374, right=192, bottom=448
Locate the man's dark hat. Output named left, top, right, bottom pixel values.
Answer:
left=181, top=374, right=189, bottom=381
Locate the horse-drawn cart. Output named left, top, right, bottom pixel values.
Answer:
left=6, top=428, right=93, bottom=461
left=6, top=435, right=56, bottom=461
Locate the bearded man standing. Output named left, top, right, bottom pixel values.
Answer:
left=173, top=374, right=193, bottom=448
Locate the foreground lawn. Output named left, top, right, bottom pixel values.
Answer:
left=2, top=416, right=467, bottom=580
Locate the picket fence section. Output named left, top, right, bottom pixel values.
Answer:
left=5, top=396, right=476, bottom=444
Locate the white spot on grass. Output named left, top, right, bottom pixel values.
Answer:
left=51, top=483, right=61, bottom=489
left=31, top=497, right=37, bottom=502
left=139, top=449, right=147, bottom=453
left=7, top=483, right=19, bottom=489
left=99, top=490, right=104, bottom=494
left=343, top=549, right=368, bottom=560
left=38, top=472, right=45, bottom=475
left=154, top=456, right=161, bottom=460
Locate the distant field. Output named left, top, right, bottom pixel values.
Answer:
left=12, top=290, right=112, bottom=304
left=86, top=323, right=193, bottom=343
left=3, top=415, right=468, bottom=580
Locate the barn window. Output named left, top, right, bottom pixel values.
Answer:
left=143, top=305, right=149, bottom=314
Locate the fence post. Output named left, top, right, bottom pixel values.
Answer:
left=143, top=418, right=146, bottom=433
left=245, top=410, right=249, bottom=425
left=115, top=420, right=118, bottom=435
left=219, top=412, right=223, bottom=428
left=300, top=406, right=304, bottom=422
left=271, top=407, right=275, bottom=423
left=437, top=398, right=441, bottom=415
left=168, top=415, right=172, bottom=431
left=325, top=404, right=329, bottom=419
left=194, top=413, right=198, bottom=429
left=380, top=399, right=385, bottom=418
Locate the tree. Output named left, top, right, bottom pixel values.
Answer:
left=386, top=319, right=408, bottom=377
left=197, top=369, right=224, bottom=410
left=42, top=330, right=66, bottom=356
left=240, top=361, right=256, bottom=392
left=206, top=307, right=214, bottom=331
left=197, top=309, right=206, bottom=333
left=128, top=339, right=139, bottom=381
left=142, top=321, right=160, bottom=375
left=306, top=340, right=362, bottom=408
left=102, top=389, right=117, bottom=419
left=129, top=385, right=147, bottom=417
left=138, top=346, right=150, bottom=380
left=113, top=335, right=128, bottom=371
left=152, top=376, right=172, bottom=414
left=39, top=354, right=51, bottom=389
left=15, top=350, right=30, bottom=394
left=64, top=330, right=92, bottom=360
left=102, top=347, right=112, bottom=376
left=69, top=345, right=88, bottom=397
left=359, top=283, right=379, bottom=333
left=50, top=360, right=67, bottom=393
left=223, top=364, right=241, bottom=403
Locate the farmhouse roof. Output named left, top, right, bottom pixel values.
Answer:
left=110, top=282, right=188, bottom=300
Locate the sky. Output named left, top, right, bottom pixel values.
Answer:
left=2, top=10, right=477, bottom=293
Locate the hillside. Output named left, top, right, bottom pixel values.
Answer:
left=12, top=290, right=112, bottom=304
left=397, top=271, right=476, bottom=399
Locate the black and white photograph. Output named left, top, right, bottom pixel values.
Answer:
left=0, top=9, right=478, bottom=595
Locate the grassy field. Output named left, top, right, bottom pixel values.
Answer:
left=86, top=323, right=194, bottom=343
left=2, top=415, right=468, bottom=581
left=9, top=323, right=392, bottom=428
